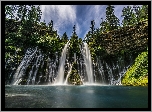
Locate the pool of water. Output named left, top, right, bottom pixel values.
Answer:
left=5, top=85, right=148, bottom=108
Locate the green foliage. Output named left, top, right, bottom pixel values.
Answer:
left=100, top=18, right=109, bottom=33
left=68, top=25, right=82, bottom=61
left=90, top=20, right=95, bottom=35
left=121, top=5, right=148, bottom=27
left=105, top=5, right=120, bottom=31
left=121, top=6, right=136, bottom=27
left=72, top=25, right=77, bottom=35
left=5, top=5, right=42, bottom=50
left=122, top=50, right=148, bottom=86
left=133, top=5, right=141, bottom=23
left=61, top=32, right=68, bottom=43
left=139, top=5, right=148, bottom=21
left=5, top=5, right=15, bottom=19
left=37, top=34, right=59, bottom=53
left=67, top=62, right=83, bottom=85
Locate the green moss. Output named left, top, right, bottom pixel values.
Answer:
left=68, top=70, right=83, bottom=85
left=67, top=62, right=83, bottom=85
left=122, top=51, right=148, bottom=86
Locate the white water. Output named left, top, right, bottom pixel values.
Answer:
left=31, top=51, right=43, bottom=85
left=54, top=41, right=70, bottom=85
left=98, top=59, right=105, bottom=84
left=12, top=47, right=38, bottom=85
left=82, top=43, right=94, bottom=84
left=105, top=60, right=131, bottom=85
left=64, top=63, right=73, bottom=84
left=9, top=41, right=134, bottom=85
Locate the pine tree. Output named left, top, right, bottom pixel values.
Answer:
left=121, top=6, right=136, bottom=26
left=48, top=20, right=53, bottom=31
left=69, top=25, right=80, bottom=62
left=90, top=20, right=95, bottom=36
left=105, top=5, right=120, bottom=31
left=133, top=5, right=141, bottom=23
left=73, top=25, right=77, bottom=36
left=84, top=31, right=90, bottom=43
left=61, top=32, right=68, bottom=43
left=139, top=5, right=148, bottom=21
left=100, top=18, right=104, bottom=32
left=84, top=20, right=95, bottom=44
left=100, top=18, right=109, bottom=33
left=95, top=28, right=100, bottom=36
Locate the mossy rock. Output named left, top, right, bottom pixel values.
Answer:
left=68, top=70, right=83, bottom=85
left=72, top=62, right=77, bottom=70
left=122, top=51, right=148, bottom=86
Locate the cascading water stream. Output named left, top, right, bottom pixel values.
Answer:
left=48, top=58, right=53, bottom=83
left=81, top=43, right=94, bottom=84
left=9, top=40, right=134, bottom=85
left=54, top=41, right=70, bottom=85
left=98, top=59, right=106, bottom=84
left=31, top=51, right=43, bottom=85
left=64, top=63, right=73, bottom=85
left=12, top=47, right=38, bottom=85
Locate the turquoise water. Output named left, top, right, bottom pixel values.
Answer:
left=5, top=85, right=148, bottom=108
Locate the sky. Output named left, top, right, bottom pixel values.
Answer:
left=39, top=5, right=133, bottom=39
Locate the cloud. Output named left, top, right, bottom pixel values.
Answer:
left=40, top=5, right=114, bottom=38
left=40, top=5, right=77, bottom=37
left=39, top=5, right=131, bottom=39
left=79, top=5, right=107, bottom=38
left=80, top=5, right=132, bottom=38
left=73, top=22, right=80, bottom=37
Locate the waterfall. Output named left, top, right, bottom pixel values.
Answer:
left=98, top=59, right=105, bottom=84
left=103, top=58, right=132, bottom=85
left=12, top=47, right=38, bottom=85
left=8, top=40, right=135, bottom=85
left=105, top=63, right=114, bottom=85
left=64, top=63, right=73, bottom=84
left=81, top=43, right=94, bottom=84
left=54, top=41, right=70, bottom=85
left=31, top=51, right=43, bottom=85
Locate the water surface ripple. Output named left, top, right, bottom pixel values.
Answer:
left=5, top=85, right=148, bottom=108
